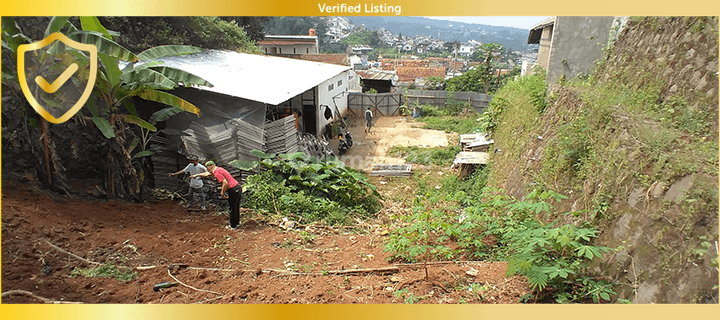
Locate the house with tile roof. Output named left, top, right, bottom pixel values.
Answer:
left=260, top=29, right=319, bottom=57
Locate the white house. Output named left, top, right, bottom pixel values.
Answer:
left=260, top=29, right=319, bottom=56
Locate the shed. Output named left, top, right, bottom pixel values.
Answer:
left=146, top=50, right=352, bottom=188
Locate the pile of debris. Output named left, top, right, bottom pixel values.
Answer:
left=369, top=164, right=413, bottom=177
left=453, top=133, right=493, bottom=179
left=298, top=132, right=335, bottom=160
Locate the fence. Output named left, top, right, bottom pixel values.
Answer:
left=347, top=92, right=403, bottom=117
left=347, top=90, right=492, bottom=117
left=399, top=89, right=492, bottom=114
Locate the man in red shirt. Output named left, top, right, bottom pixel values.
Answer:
left=191, top=161, right=242, bottom=229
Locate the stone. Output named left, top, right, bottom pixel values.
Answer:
left=664, top=175, right=694, bottom=204
left=651, top=182, right=668, bottom=198
left=684, top=48, right=695, bottom=60
left=628, top=187, right=645, bottom=209
left=613, top=213, right=633, bottom=239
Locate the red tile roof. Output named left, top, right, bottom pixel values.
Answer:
left=260, top=40, right=315, bottom=45
left=396, top=67, right=446, bottom=82
left=294, top=54, right=348, bottom=66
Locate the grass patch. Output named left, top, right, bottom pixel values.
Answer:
left=388, top=145, right=460, bottom=166
left=71, top=263, right=138, bottom=282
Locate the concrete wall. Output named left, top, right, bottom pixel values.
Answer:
left=537, top=25, right=553, bottom=70
left=317, top=70, right=350, bottom=135
left=546, top=16, right=615, bottom=83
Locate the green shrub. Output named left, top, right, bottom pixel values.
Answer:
left=383, top=187, right=617, bottom=303
left=235, top=151, right=382, bottom=225
left=418, top=116, right=480, bottom=134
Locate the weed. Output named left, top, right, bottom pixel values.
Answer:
left=417, top=116, right=480, bottom=134
left=70, top=263, right=138, bottom=282
left=388, top=145, right=460, bottom=166
left=298, top=231, right=317, bottom=245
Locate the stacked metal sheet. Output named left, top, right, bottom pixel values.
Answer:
left=182, top=118, right=264, bottom=165
left=148, top=134, right=186, bottom=190
left=369, top=164, right=413, bottom=177
left=264, top=115, right=299, bottom=155
left=231, top=119, right=265, bottom=161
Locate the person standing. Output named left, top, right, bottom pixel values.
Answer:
left=168, top=155, right=208, bottom=210
left=365, top=107, right=373, bottom=134
left=191, top=161, right=242, bottom=229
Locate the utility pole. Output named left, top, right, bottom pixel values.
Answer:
left=453, top=42, right=459, bottom=76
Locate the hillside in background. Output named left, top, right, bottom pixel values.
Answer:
left=486, top=16, right=718, bottom=303
left=347, top=16, right=534, bottom=51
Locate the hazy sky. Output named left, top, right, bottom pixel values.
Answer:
left=426, top=16, right=552, bottom=30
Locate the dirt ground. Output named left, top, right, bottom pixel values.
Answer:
left=1, top=116, right=528, bottom=304
left=339, top=116, right=456, bottom=170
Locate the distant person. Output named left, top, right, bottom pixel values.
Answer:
left=365, top=107, right=373, bottom=134
left=191, top=161, right=242, bottom=230
left=168, top=155, right=208, bottom=210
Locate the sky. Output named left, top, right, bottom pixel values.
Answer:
left=426, top=16, right=552, bottom=30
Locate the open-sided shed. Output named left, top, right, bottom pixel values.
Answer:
left=147, top=50, right=352, bottom=188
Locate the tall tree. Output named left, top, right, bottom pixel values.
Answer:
left=96, top=17, right=261, bottom=54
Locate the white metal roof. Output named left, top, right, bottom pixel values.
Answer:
left=151, top=50, right=351, bottom=106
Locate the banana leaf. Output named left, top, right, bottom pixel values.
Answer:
left=122, top=68, right=176, bottom=91
left=93, top=116, right=115, bottom=139
left=99, top=53, right=122, bottom=88
left=70, top=31, right=137, bottom=62
left=79, top=17, right=112, bottom=39
left=137, top=45, right=202, bottom=60
left=44, top=17, right=70, bottom=38
left=148, top=66, right=212, bottom=87
left=119, top=114, right=157, bottom=132
left=149, top=107, right=184, bottom=124
left=131, top=150, right=153, bottom=159
left=2, top=17, right=31, bottom=53
left=137, top=90, right=200, bottom=115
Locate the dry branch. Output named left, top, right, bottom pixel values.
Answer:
left=327, top=266, right=399, bottom=275
left=1, top=290, right=83, bottom=304
left=45, top=241, right=100, bottom=266
left=167, top=269, right=223, bottom=296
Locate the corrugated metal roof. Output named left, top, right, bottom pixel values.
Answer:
left=148, top=50, right=350, bottom=106
left=356, top=69, right=398, bottom=82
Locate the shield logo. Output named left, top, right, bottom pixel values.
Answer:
left=17, top=32, right=97, bottom=124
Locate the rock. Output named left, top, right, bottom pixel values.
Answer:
left=466, top=268, right=479, bottom=276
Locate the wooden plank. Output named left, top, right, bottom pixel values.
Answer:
left=453, top=152, right=489, bottom=165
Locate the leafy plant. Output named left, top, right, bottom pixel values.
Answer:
left=505, top=220, right=614, bottom=302
left=3, top=17, right=212, bottom=199
left=235, top=151, right=382, bottom=224
left=384, top=195, right=459, bottom=263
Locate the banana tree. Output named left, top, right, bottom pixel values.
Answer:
left=50, top=17, right=213, bottom=199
